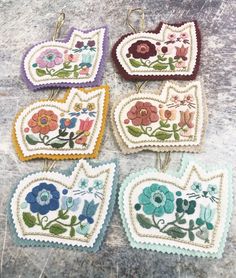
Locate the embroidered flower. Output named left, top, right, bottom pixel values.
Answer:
left=127, top=101, right=159, bottom=126
left=180, top=128, right=193, bottom=137
left=128, top=40, right=157, bottom=59
left=207, top=184, right=218, bottom=196
left=191, top=182, right=202, bottom=193
left=64, top=52, right=79, bottom=62
left=79, top=67, right=90, bottom=75
left=36, top=49, right=63, bottom=68
left=76, top=223, right=90, bottom=235
left=78, top=178, right=88, bottom=189
left=80, top=51, right=95, bottom=68
left=87, top=40, right=95, bottom=47
left=167, top=33, right=176, bottom=41
left=196, top=205, right=215, bottom=230
left=184, top=94, right=193, bottom=103
left=180, top=32, right=188, bottom=40
left=61, top=196, right=80, bottom=211
left=178, top=110, right=195, bottom=128
left=75, top=136, right=87, bottom=145
left=159, top=108, right=176, bottom=121
left=87, top=103, right=95, bottom=111
left=79, top=118, right=94, bottom=132
left=175, top=60, right=187, bottom=68
left=157, top=44, right=174, bottom=55
left=60, top=117, right=77, bottom=129
left=93, top=180, right=103, bottom=190
left=176, top=198, right=196, bottom=215
left=28, top=109, right=58, bottom=135
left=170, top=95, right=180, bottom=103
left=74, top=103, right=83, bottom=112
left=25, top=183, right=60, bottom=215
left=139, top=184, right=174, bottom=217
left=78, top=200, right=99, bottom=224
left=75, top=41, right=84, bottom=48
left=175, top=45, right=188, bottom=60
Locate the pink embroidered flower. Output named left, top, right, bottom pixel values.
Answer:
left=184, top=94, right=194, bottom=103
left=159, top=108, right=176, bottom=121
left=180, top=32, right=188, bottom=40
left=128, top=40, right=157, bottom=59
left=79, top=67, right=90, bottom=75
left=28, top=109, right=58, bottom=134
left=24, top=127, right=29, bottom=133
left=124, top=119, right=130, bottom=124
left=167, top=33, right=176, bottom=41
left=64, top=53, right=79, bottom=62
left=175, top=45, right=188, bottom=60
left=127, top=101, right=159, bottom=126
left=36, top=49, right=63, bottom=68
left=180, top=128, right=193, bottom=137
left=170, top=95, right=180, bottom=103
left=176, top=60, right=187, bottom=68
left=75, top=136, right=87, bottom=145
left=178, top=110, right=195, bottom=128
left=79, top=118, right=93, bottom=132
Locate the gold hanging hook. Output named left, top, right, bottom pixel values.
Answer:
left=126, top=8, right=145, bottom=33
left=52, top=9, right=65, bottom=41
left=135, top=81, right=148, bottom=94
left=156, top=152, right=171, bottom=173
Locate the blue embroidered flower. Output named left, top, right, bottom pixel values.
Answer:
left=60, top=117, right=77, bottom=129
left=196, top=205, right=215, bottom=230
left=78, top=200, right=99, bottom=224
left=25, top=183, right=60, bottom=215
left=138, top=184, right=174, bottom=217
left=191, top=182, right=202, bottom=193
left=93, top=179, right=103, bottom=190
left=61, top=196, right=80, bottom=211
left=78, top=178, right=88, bottom=189
left=76, top=223, right=90, bottom=236
left=207, top=184, right=218, bottom=196
left=176, top=198, right=196, bottom=215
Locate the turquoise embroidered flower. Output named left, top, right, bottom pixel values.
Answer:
left=61, top=196, right=80, bottom=211
left=78, top=178, right=88, bottom=189
left=138, top=184, right=174, bottom=217
left=196, top=205, right=215, bottom=230
left=207, top=184, right=218, bottom=196
left=76, top=223, right=90, bottom=236
left=191, top=182, right=202, bottom=193
left=93, top=179, right=103, bottom=190
left=176, top=198, right=196, bottom=215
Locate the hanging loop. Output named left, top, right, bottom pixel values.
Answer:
left=135, top=81, right=148, bottom=94
left=52, top=10, right=65, bottom=41
left=156, top=152, right=171, bottom=172
left=126, top=8, right=145, bottom=33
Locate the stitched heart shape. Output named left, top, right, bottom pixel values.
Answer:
left=119, top=159, right=232, bottom=258
left=111, top=81, right=206, bottom=154
left=112, top=21, right=200, bottom=81
left=13, top=86, right=109, bottom=161
left=10, top=160, right=118, bottom=251
left=22, top=27, right=108, bottom=90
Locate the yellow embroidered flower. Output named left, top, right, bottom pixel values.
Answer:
left=74, top=103, right=83, bottom=112
left=84, top=131, right=90, bottom=136
left=87, top=103, right=95, bottom=111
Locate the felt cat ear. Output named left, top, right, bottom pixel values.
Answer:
left=112, top=21, right=201, bottom=81
left=22, top=27, right=108, bottom=90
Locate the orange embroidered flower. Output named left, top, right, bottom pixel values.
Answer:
left=28, top=109, right=58, bottom=135
left=178, top=110, right=195, bottom=128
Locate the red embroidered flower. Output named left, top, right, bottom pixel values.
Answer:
left=128, top=40, right=157, bottom=59
left=175, top=45, right=189, bottom=61
left=75, top=136, right=87, bottom=145
left=127, top=101, right=159, bottom=126
left=79, top=118, right=94, bottom=132
left=28, top=109, right=58, bottom=134
left=178, top=110, right=195, bottom=128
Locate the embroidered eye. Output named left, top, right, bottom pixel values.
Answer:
left=93, top=179, right=103, bottom=190
left=79, top=178, right=88, bottom=189
left=191, top=182, right=202, bottom=193
left=207, top=184, right=218, bottom=196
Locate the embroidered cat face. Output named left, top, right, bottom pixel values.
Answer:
left=188, top=182, right=219, bottom=203
left=73, top=178, right=104, bottom=200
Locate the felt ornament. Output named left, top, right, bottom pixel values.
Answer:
left=13, top=86, right=109, bottom=161
left=119, top=158, right=232, bottom=258
left=9, top=160, right=118, bottom=251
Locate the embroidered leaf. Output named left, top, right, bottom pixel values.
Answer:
left=159, top=121, right=170, bottom=128
left=174, top=132, right=180, bottom=141
left=59, top=129, right=69, bottom=137
left=188, top=231, right=195, bottom=241
left=166, top=226, right=187, bottom=238
left=169, top=63, right=175, bottom=70
left=172, top=124, right=178, bottom=132
left=58, top=210, right=69, bottom=220
left=50, top=141, right=68, bottom=148
left=157, top=55, right=167, bottom=62
left=189, top=219, right=194, bottom=229
left=127, top=126, right=142, bottom=137
left=56, top=70, right=72, bottom=78
left=70, top=215, right=77, bottom=225
left=155, top=131, right=172, bottom=141
left=153, top=63, right=168, bottom=70
left=196, top=218, right=204, bottom=226
left=63, top=63, right=72, bottom=69
left=70, top=227, right=75, bottom=237
left=49, top=224, right=67, bottom=235
left=22, top=212, right=36, bottom=228
left=36, top=68, right=46, bottom=77
left=129, top=59, right=142, bottom=68
left=136, top=214, right=152, bottom=229
left=177, top=218, right=186, bottom=225
left=25, top=134, right=39, bottom=145
left=168, top=57, right=174, bottom=64
left=69, top=132, right=75, bottom=148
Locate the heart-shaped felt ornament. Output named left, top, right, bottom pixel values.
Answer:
left=13, top=86, right=109, bottom=161
left=112, top=21, right=200, bottom=81
left=9, top=160, right=118, bottom=251
left=119, top=159, right=232, bottom=258
left=111, top=81, right=207, bottom=154
left=22, top=27, right=108, bottom=90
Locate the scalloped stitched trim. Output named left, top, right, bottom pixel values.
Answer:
left=12, top=85, right=109, bottom=161
left=111, top=21, right=201, bottom=81
left=118, top=159, right=233, bottom=258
